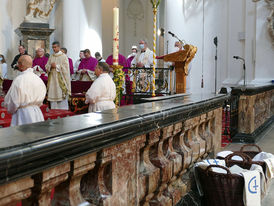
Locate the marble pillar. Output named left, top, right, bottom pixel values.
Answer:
left=63, top=0, right=81, bottom=61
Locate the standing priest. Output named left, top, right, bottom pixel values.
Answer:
left=46, top=41, right=71, bottom=110
left=131, top=40, right=154, bottom=68
left=4, top=55, right=46, bottom=126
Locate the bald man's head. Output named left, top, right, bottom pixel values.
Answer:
left=17, top=55, right=33, bottom=72
left=174, top=41, right=183, bottom=50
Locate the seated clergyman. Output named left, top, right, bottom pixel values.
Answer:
left=4, top=55, right=46, bottom=126
left=85, top=62, right=116, bottom=112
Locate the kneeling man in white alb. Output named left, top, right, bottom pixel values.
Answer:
left=85, top=62, right=116, bottom=112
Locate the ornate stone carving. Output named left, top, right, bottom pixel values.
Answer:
left=25, top=0, right=56, bottom=23
left=0, top=108, right=223, bottom=206
left=238, top=90, right=273, bottom=135
left=0, top=177, right=33, bottom=206
left=253, top=0, right=274, bottom=45
left=127, top=0, right=144, bottom=36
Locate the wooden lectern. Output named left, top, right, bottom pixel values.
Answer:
left=157, top=44, right=197, bottom=93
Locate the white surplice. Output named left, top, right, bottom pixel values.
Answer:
left=85, top=73, right=116, bottom=112
left=131, top=48, right=155, bottom=68
left=4, top=68, right=46, bottom=126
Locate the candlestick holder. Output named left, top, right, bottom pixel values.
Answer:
left=111, top=65, right=125, bottom=107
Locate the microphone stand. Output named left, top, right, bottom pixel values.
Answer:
left=235, top=57, right=246, bottom=87
left=214, top=41, right=218, bottom=94
left=243, top=61, right=246, bottom=87
left=237, top=57, right=246, bottom=87
left=168, top=32, right=185, bottom=46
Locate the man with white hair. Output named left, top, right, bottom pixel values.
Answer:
left=4, top=55, right=46, bottom=126
left=127, top=45, right=138, bottom=66
left=33, top=48, right=48, bottom=81
left=131, top=40, right=154, bottom=68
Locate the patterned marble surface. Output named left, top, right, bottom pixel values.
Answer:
left=0, top=93, right=228, bottom=186
left=0, top=93, right=227, bottom=205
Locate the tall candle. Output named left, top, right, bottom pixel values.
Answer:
left=113, top=7, right=119, bottom=66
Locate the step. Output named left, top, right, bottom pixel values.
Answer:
left=0, top=119, right=11, bottom=128
left=44, top=110, right=74, bottom=120
left=0, top=97, right=4, bottom=108
left=40, top=104, right=49, bottom=113
left=0, top=108, right=11, bottom=120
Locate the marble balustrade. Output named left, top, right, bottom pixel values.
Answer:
left=0, top=94, right=227, bottom=206
left=231, top=84, right=274, bottom=142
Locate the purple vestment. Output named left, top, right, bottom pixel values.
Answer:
left=68, top=57, right=74, bottom=75
left=78, top=56, right=98, bottom=71
left=33, top=56, right=48, bottom=72
left=106, top=54, right=128, bottom=67
left=126, top=56, right=135, bottom=67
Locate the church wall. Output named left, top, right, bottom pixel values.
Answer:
left=102, top=0, right=118, bottom=58
left=166, top=0, right=229, bottom=94
left=0, top=0, right=26, bottom=78
left=166, top=0, right=274, bottom=94
left=62, top=0, right=102, bottom=62
left=50, top=0, right=63, bottom=52
left=253, top=1, right=274, bottom=83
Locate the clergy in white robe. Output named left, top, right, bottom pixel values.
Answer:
left=131, top=40, right=155, bottom=68
left=4, top=55, right=46, bottom=126
left=85, top=62, right=116, bottom=112
left=46, top=41, right=71, bottom=110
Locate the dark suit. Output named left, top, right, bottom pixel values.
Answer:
left=11, top=52, right=28, bottom=69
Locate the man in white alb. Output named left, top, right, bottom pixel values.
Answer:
left=4, top=55, right=46, bottom=126
left=46, top=41, right=71, bottom=110
left=85, top=62, right=116, bottom=112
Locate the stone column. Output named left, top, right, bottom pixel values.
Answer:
left=79, top=0, right=102, bottom=55
left=244, top=0, right=256, bottom=83
left=63, top=0, right=81, bottom=61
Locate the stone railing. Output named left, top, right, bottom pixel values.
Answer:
left=232, top=84, right=274, bottom=142
left=0, top=94, right=227, bottom=206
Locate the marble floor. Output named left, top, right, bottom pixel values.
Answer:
left=225, top=122, right=274, bottom=206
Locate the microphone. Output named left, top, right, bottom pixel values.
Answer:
left=214, top=37, right=218, bottom=47
left=168, top=31, right=175, bottom=37
left=233, top=56, right=245, bottom=61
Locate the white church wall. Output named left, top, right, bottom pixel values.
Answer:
left=62, top=0, right=102, bottom=63
left=222, top=0, right=246, bottom=85
left=102, top=0, right=118, bottom=59
left=166, top=0, right=273, bottom=94
left=223, top=0, right=274, bottom=85
left=165, top=0, right=229, bottom=94
left=0, top=0, right=26, bottom=78
left=50, top=0, right=63, bottom=52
